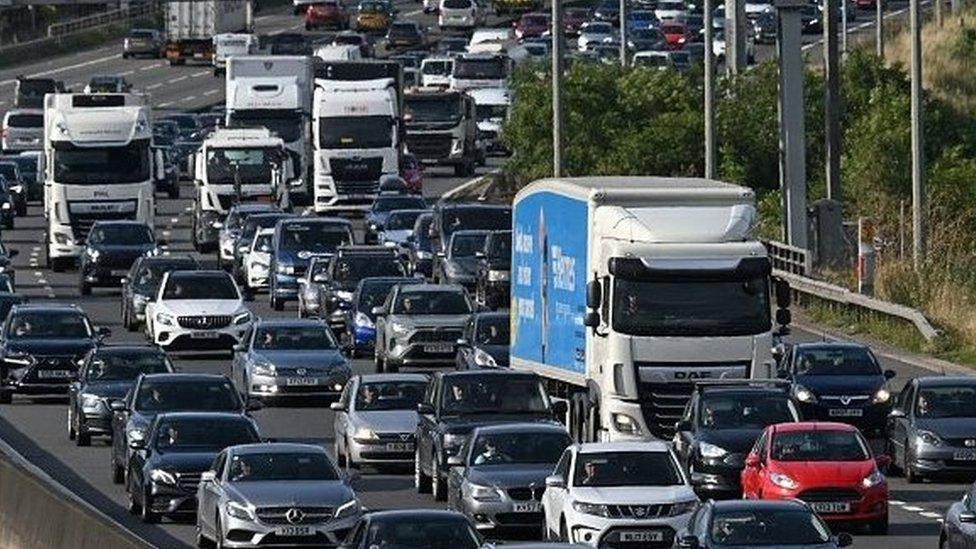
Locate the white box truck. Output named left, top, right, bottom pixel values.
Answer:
left=510, top=177, right=791, bottom=442
left=226, top=55, right=313, bottom=206
left=165, top=0, right=252, bottom=66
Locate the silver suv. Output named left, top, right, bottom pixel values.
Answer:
left=1, top=110, right=43, bottom=153
left=123, top=28, right=163, bottom=58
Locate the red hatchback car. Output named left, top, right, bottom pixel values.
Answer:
left=515, top=12, right=550, bottom=41
left=741, top=422, right=889, bottom=534
left=305, top=0, right=350, bottom=30
left=661, top=22, right=692, bottom=49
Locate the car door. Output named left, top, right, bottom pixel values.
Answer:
left=199, top=451, right=227, bottom=534
left=888, top=380, right=915, bottom=464
left=68, top=351, right=91, bottom=425
left=741, top=429, right=767, bottom=498
left=543, top=448, right=573, bottom=531
left=334, top=378, right=355, bottom=448
left=417, top=376, right=439, bottom=473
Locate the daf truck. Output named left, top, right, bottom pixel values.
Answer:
left=510, top=177, right=791, bottom=443
left=403, top=88, right=480, bottom=176
left=165, top=0, right=252, bottom=66
left=191, top=127, right=291, bottom=253
left=226, top=55, right=313, bottom=206
left=43, top=93, right=155, bottom=271
left=311, top=60, right=402, bottom=213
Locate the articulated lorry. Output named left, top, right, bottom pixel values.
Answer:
left=311, top=60, right=403, bottom=213
left=510, top=177, right=790, bottom=442
left=226, top=56, right=313, bottom=206
left=165, top=0, right=252, bottom=66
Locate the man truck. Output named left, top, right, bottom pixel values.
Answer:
left=510, top=176, right=790, bottom=443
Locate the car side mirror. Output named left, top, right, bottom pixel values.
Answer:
left=200, top=470, right=216, bottom=483
left=109, top=399, right=126, bottom=412
left=960, top=511, right=976, bottom=524
left=884, top=369, right=896, bottom=380
left=129, top=438, right=145, bottom=449
left=233, top=344, right=245, bottom=353
left=744, top=454, right=760, bottom=468
left=371, top=306, right=387, bottom=316
left=96, top=326, right=111, bottom=339
left=586, top=279, right=601, bottom=309
left=314, top=274, right=329, bottom=283
left=245, top=399, right=263, bottom=412
left=678, top=535, right=700, bottom=549
left=888, top=408, right=906, bottom=419
left=835, top=532, right=853, bottom=547
left=436, top=251, right=445, bottom=258
left=417, top=402, right=434, bottom=415
left=545, top=474, right=565, bottom=488
left=297, top=277, right=307, bottom=285
left=583, top=311, right=600, bottom=328
left=120, top=277, right=129, bottom=285
left=330, top=401, right=346, bottom=412
left=447, top=455, right=463, bottom=466
left=7, top=250, right=17, bottom=258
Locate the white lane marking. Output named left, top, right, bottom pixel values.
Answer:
left=920, top=512, right=943, bottom=519
left=0, top=101, right=6, bottom=107
left=185, top=96, right=197, bottom=102
left=139, top=64, right=161, bottom=72
left=162, top=230, right=172, bottom=237
left=118, top=70, right=134, bottom=76
left=37, top=278, right=46, bottom=285
left=191, top=70, right=210, bottom=77
left=146, top=83, right=163, bottom=90
left=33, top=271, right=41, bottom=276
left=158, top=101, right=174, bottom=107
left=170, top=217, right=179, bottom=224
left=204, top=89, right=219, bottom=96
left=902, top=505, right=924, bottom=512
left=0, top=52, right=120, bottom=87
left=889, top=499, right=905, bottom=505
left=168, top=75, right=188, bottom=84
left=404, top=8, right=423, bottom=15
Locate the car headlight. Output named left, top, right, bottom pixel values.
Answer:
left=473, top=348, right=496, bottom=367
left=917, top=429, right=944, bottom=447
left=389, top=320, right=410, bottom=337
left=469, top=483, right=501, bottom=502
left=86, top=249, right=100, bottom=261
left=669, top=499, right=699, bottom=516
left=487, top=270, right=509, bottom=282
left=252, top=362, right=276, bottom=377
left=573, top=501, right=612, bottom=517
left=335, top=498, right=361, bottom=520
left=9, top=185, right=23, bottom=194
left=233, top=311, right=252, bottom=325
left=354, top=311, right=374, bottom=329
left=335, top=290, right=354, bottom=302
left=1, top=203, right=10, bottom=210
left=353, top=427, right=379, bottom=443
left=442, top=433, right=467, bottom=449
left=253, top=261, right=269, bottom=271
left=149, top=468, right=177, bottom=485
left=794, top=385, right=817, bottom=403
left=861, top=470, right=885, bottom=488
left=368, top=223, right=379, bottom=231
left=80, top=393, right=102, bottom=411
left=769, top=472, right=798, bottom=490
left=127, top=426, right=146, bottom=442
left=226, top=501, right=256, bottom=521
left=698, top=441, right=728, bottom=459
left=277, top=264, right=295, bottom=275
left=611, top=413, right=642, bottom=436
left=873, top=388, right=891, bottom=404
left=156, top=312, right=174, bottom=326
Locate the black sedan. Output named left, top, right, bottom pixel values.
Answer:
left=79, top=221, right=159, bottom=295
left=364, top=194, right=427, bottom=244
left=341, top=509, right=486, bottom=549
left=67, top=345, right=174, bottom=446
left=456, top=312, right=510, bottom=370
left=674, top=499, right=852, bottom=548
left=386, top=21, right=426, bottom=49
left=434, top=230, right=489, bottom=293
left=121, top=254, right=201, bottom=331
left=125, top=412, right=260, bottom=523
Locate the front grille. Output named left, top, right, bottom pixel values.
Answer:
left=177, top=315, right=232, bottom=329
left=410, top=330, right=462, bottom=343
left=256, top=506, right=333, bottom=525
left=405, top=133, right=453, bottom=160
left=97, top=250, right=145, bottom=270
left=176, top=471, right=202, bottom=491
left=637, top=381, right=694, bottom=439
left=798, top=488, right=861, bottom=502
left=605, top=504, right=674, bottom=519
left=24, top=355, right=79, bottom=383
left=819, top=395, right=871, bottom=405
left=508, top=486, right=545, bottom=501
left=331, top=157, right=383, bottom=183
left=375, top=432, right=415, bottom=443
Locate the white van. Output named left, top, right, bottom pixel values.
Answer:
left=420, top=56, right=454, bottom=88
left=438, top=0, right=485, bottom=30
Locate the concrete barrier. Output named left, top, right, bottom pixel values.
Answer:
left=0, top=450, right=152, bottom=549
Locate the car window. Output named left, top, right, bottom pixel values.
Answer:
left=698, top=394, right=797, bottom=429
left=914, top=385, right=976, bottom=419
left=213, top=452, right=227, bottom=478
left=770, top=430, right=870, bottom=462
left=355, top=381, right=426, bottom=411
left=163, top=275, right=238, bottom=300
left=793, top=346, right=880, bottom=376
left=752, top=430, right=768, bottom=461
left=554, top=448, right=571, bottom=480
left=573, top=451, right=683, bottom=487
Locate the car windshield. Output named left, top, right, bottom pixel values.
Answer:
left=632, top=28, right=662, bottom=40
left=320, top=115, right=393, bottom=149
left=794, top=347, right=880, bottom=376
left=5, top=113, right=43, bottom=127
left=522, top=14, right=548, bottom=25
left=136, top=380, right=241, bottom=412
left=454, top=58, right=507, bottom=79
left=450, top=233, right=487, bottom=258
left=573, top=451, right=683, bottom=487
left=355, top=380, right=427, bottom=411
left=367, top=518, right=482, bottom=549
left=252, top=325, right=337, bottom=350
left=227, top=112, right=302, bottom=143
left=386, top=210, right=425, bottom=230
left=393, top=290, right=470, bottom=314
left=279, top=224, right=351, bottom=254
left=474, top=317, right=509, bottom=345
left=88, top=225, right=153, bottom=246
left=228, top=452, right=340, bottom=482
left=241, top=215, right=292, bottom=242
left=770, top=430, right=870, bottom=462
left=162, top=275, right=238, bottom=300
left=710, top=509, right=831, bottom=546
left=469, top=431, right=570, bottom=465
left=390, top=23, right=419, bottom=36
left=441, top=376, right=549, bottom=414
left=373, top=196, right=427, bottom=213
left=133, top=261, right=197, bottom=292
left=612, top=277, right=770, bottom=337
left=206, top=148, right=275, bottom=185
left=154, top=419, right=256, bottom=451
left=443, top=0, right=471, bottom=7
left=335, top=256, right=404, bottom=283
left=585, top=22, right=613, bottom=34
left=8, top=312, right=90, bottom=339
left=86, top=352, right=171, bottom=381
left=699, top=395, right=797, bottom=429
left=129, top=30, right=155, bottom=39
left=915, top=385, right=976, bottom=418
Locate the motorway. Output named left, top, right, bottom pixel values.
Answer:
left=0, top=2, right=965, bottom=549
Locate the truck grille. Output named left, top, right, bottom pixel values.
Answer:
left=177, top=315, right=232, bottom=329
left=331, top=157, right=383, bottom=184
left=410, top=330, right=462, bottom=343
left=405, top=133, right=452, bottom=160
left=255, top=506, right=333, bottom=525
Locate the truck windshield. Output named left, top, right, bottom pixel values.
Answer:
left=52, top=140, right=150, bottom=184
left=405, top=96, right=462, bottom=122
left=319, top=115, right=393, bottom=149
left=612, top=277, right=770, bottom=336
left=454, top=58, right=507, bottom=79
left=228, top=111, right=303, bottom=143
left=206, top=147, right=275, bottom=184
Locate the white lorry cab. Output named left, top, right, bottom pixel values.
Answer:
left=450, top=53, right=512, bottom=91
left=43, top=93, right=155, bottom=271
left=510, top=177, right=791, bottom=443
left=468, top=87, right=510, bottom=154
left=212, top=32, right=257, bottom=75
left=191, top=127, right=291, bottom=253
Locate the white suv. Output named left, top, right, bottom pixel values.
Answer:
left=244, top=228, right=274, bottom=291
left=145, top=270, right=253, bottom=352
left=541, top=441, right=698, bottom=547
left=438, top=0, right=485, bottom=30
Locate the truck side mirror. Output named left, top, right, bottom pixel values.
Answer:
left=775, top=279, right=791, bottom=308
left=583, top=311, right=600, bottom=328
left=586, top=279, right=601, bottom=309
left=775, top=308, right=791, bottom=327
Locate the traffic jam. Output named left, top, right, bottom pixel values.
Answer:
left=1, top=0, right=975, bottom=548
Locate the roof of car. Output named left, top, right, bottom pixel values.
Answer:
left=356, top=373, right=430, bottom=383
left=138, top=254, right=198, bottom=264
left=771, top=421, right=857, bottom=433
left=230, top=203, right=280, bottom=213
left=337, top=245, right=399, bottom=255
left=397, top=283, right=466, bottom=293
left=365, top=509, right=469, bottom=522
left=252, top=318, right=330, bottom=328
left=439, top=369, right=537, bottom=380
left=473, top=311, right=509, bottom=322
left=277, top=216, right=351, bottom=227
left=153, top=411, right=250, bottom=422
left=140, top=373, right=229, bottom=382
left=577, top=440, right=672, bottom=453
left=915, top=376, right=976, bottom=387
left=792, top=341, right=870, bottom=351
left=90, top=220, right=151, bottom=228
left=358, top=276, right=420, bottom=287
left=694, top=380, right=791, bottom=395
left=471, top=422, right=569, bottom=437
left=438, top=202, right=511, bottom=212
left=230, top=442, right=327, bottom=455
left=709, top=499, right=811, bottom=512
left=93, top=344, right=166, bottom=354
left=10, top=302, right=83, bottom=313
left=167, top=269, right=231, bottom=278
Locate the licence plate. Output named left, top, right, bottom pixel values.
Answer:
left=190, top=331, right=220, bottom=339
left=954, top=449, right=976, bottom=461
left=619, top=531, right=664, bottom=542
left=423, top=343, right=453, bottom=353
left=274, top=526, right=313, bottom=536
left=828, top=408, right=863, bottom=417
left=37, top=370, right=72, bottom=379
left=385, top=442, right=413, bottom=452
left=110, top=269, right=129, bottom=277
left=193, top=52, right=205, bottom=58
left=512, top=502, right=541, bottom=513
left=286, top=377, right=318, bottom=386
left=810, top=501, right=851, bottom=513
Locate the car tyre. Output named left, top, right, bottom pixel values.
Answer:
left=374, top=347, right=385, bottom=373
left=67, top=406, right=76, bottom=440
left=559, top=519, right=568, bottom=542
left=271, top=293, right=284, bottom=311
left=75, top=411, right=90, bottom=446
left=214, top=516, right=225, bottom=549
left=0, top=389, right=11, bottom=404
left=904, top=441, right=921, bottom=483
left=195, top=527, right=215, bottom=548
left=112, top=459, right=125, bottom=484
left=335, top=438, right=347, bottom=468
left=431, top=457, right=446, bottom=501
left=126, top=474, right=140, bottom=514
left=141, top=489, right=159, bottom=523
left=414, top=451, right=432, bottom=493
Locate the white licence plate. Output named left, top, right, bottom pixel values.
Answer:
left=810, top=501, right=851, bottom=513
left=274, top=525, right=313, bottom=536
left=385, top=442, right=413, bottom=452
left=190, top=331, right=220, bottom=339
left=512, top=502, right=541, bottom=513
left=828, top=408, right=863, bottom=417
left=954, top=449, right=976, bottom=461
left=286, top=377, right=318, bottom=386
left=36, top=370, right=72, bottom=379
left=423, top=343, right=454, bottom=353
left=619, top=531, right=664, bottom=542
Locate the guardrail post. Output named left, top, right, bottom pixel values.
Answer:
left=857, top=217, right=875, bottom=296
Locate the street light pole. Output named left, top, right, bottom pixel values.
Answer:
left=619, top=0, right=628, bottom=66
left=824, top=0, right=842, bottom=202
left=876, top=0, right=884, bottom=57
left=552, top=0, right=564, bottom=177
left=704, top=0, right=717, bottom=178
left=910, top=0, right=925, bottom=267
